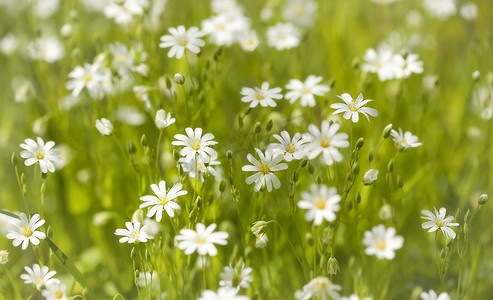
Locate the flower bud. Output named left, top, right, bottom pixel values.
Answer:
left=355, top=137, right=364, bottom=149
left=292, top=172, right=298, bottom=183
left=305, top=232, right=314, bottom=246
left=132, top=209, right=144, bottom=223
left=478, top=194, right=488, bottom=205
left=226, top=150, right=234, bottom=160
left=352, top=162, right=359, bottom=175
left=387, top=160, right=394, bottom=172
left=219, top=180, right=227, bottom=192
left=363, top=169, right=378, bottom=185
left=307, top=162, right=314, bottom=174
left=383, top=124, right=393, bottom=139
left=0, top=250, right=9, bottom=264
left=254, top=122, right=262, bottom=134
left=299, top=159, right=308, bottom=168
left=368, top=151, right=373, bottom=162
left=174, top=73, right=185, bottom=85
left=255, top=234, right=268, bottom=248
left=266, top=119, right=273, bottom=132
left=327, top=257, right=340, bottom=275
left=95, top=118, right=113, bottom=136
left=472, top=70, right=480, bottom=82
left=251, top=221, right=269, bottom=236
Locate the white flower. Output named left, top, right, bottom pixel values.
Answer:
left=267, top=22, right=301, bottom=50
left=172, top=128, right=218, bottom=163
left=331, top=93, right=378, bottom=123
left=7, top=213, right=47, bottom=251
left=116, top=105, right=147, bottom=126
left=363, top=169, right=379, bottom=185
left=114, top=221, right=154, bottom=244
left=423, top=0, right=456, bottom=20
left=255, top=233, right=268, bottom=248
left=179, top=155, right=221, bottom=181
left=20, top=264, right=59, bottom=290
left=211, top=0, right=244, bottom=17
left=155, top=109, right=176, bottom=129
left=420, top=289, right=450, bottom=300
left=0, top=213, right=15, bottom=234
left=240, top=82, right=283, bottom=108
left=282, top=0, right=317, bottom=28
left=460, top=2, right=477, bottom=21
left=20, top=137, right=62, bottom=173
left=378, top=204, right=392, bottom=221
left=421, top=208, right=459, bottom=239
left=199, top=287, right=249, bottom=300
left=239, top=30, right=259, bottom=52
left=137, top=271, right=160, bottom=289
left=298, top=184, right=341, bottom=226
left=285, top=75, right=330, bottom=107
left=103, top=0, right=145, bottom=24
left=393, top=53, right=424, bottom=78
left=28, top=37, right=64, bottom=63
left=41, top=282, right=67, bottom=300
left=0, top=33, right=19, bottom=56
left=0, top=250, right=8, bottom=264
left=159, top=25, right=205, bottom=59
left=219, top=263, right=253, bottom=290
left=362, top=48, right=399, bottom=81
left=60, top=24, right=72, bottom=37
left=295, top=277, right=342, bottom=300
left=201, top=14, right=250, bottom=47
left=34, top=0, right=60, bottom=19
left=109, top=42, right=148, bottom=77
left=268, top=131, right=308, bottom=161
left=241, top=148, right=288, bottom=192
left=341, top=294, right=372, bottom=300
left=390, top=128, right=422, bottom=149
left=175, top=223, right=228, bottom=256
left=95, top=118, right=113, bottom=136
left=303, top=121, right=349, bottom=165
left=363, top=224, right=404, bottom=260
left=139, top=181, right=187, bottom=221
left=66, top=62, right=112, bottom=100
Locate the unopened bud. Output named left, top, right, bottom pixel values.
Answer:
left=300, top=159, right=308, bottom=168
left=195, top=196, right=202, bottom=207
left=11, top=153, right=17, bottom=166
left=387, top=160, right=394, bottom=173
left=328, top=257, right=340, bottom=275
left=127, top=142, right=136, bottom=154
left=472, top=70, right=480, bottom=82
left=355, top=137, right=364, bottom=149
left=254, top=122, right=261, bottom=134
left=292, top=172, right=298, bottom=183
left=363, top=169, right=378, bottom=185
left=316, top=176, right=322, bottom=185
left=140, top=134, right=147, bottom=146
left=383, top=124, right=393, bottom=139
left=397, top=175, right=404, bottom=188
left=305, top=233, right=314, bottom=246
left=346, top=200, right=353, bottom=211
left=266, top=120, right=273, bottom=132
left=131, top=209, right=144, bottom=223
left=174, top=73, right=185, bottom=85
left=307, top=163, right=314, bottom=174
left=219, top=180, right=226, bottom=192
left=226, top=150, right=234, bottom=160
left=478, top=194, right=488, bottom=205
left=368, top=151, right=373, bottom=162
left=352, top=162, right=359, bottom=175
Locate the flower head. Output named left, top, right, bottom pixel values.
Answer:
left=421, top=208, right=459, bottom=239
left=199, top=287, right=249, bottom=300
left=179, top=155, right=221, bottom=181
left=155, top=109, right=176, bottom=129
left=66, top=62, right=112, bottom=100
left=20, top=264, right=59, bottom=290
left=42, top=282, right=68, bottom=300
left=175, top=223, right=228, bottom=256
left=295, top=277, right=342, bottom=300
left=115, top=221, right=154, bottom=244
left=172, top=128, right=218, bottom=163
left=363, top=224, right=404, bottom=260
left=341, top=295, right=372, bottom=300
left=6, top=213, right=46, bottom=250
left=285, top=75, right=330, bottom=107
left=303, top=121, right=349, bottom=165
left=267, top=22, right=301, bottom=50
left=159, top=26, right=205, bottom=59
left=20, top=137, right=62, bottom=173
left=298, top=184, right=341, bottom=226
left=28, top=37, right=64, bottom=63
left=363, top=169, right=379, bottom=185
left=95, top=118, right=113, bottom=136
left=391, top=128, right=422, bottom=150
left=331, top=93, right=378, bottom=123
left=420, top=289, right=450, bottom=300
left=103, top=0, right=145, bottom=24
left=139, top=181, right=187, bottom=221
left=268, top=131, right=308, bottom=161
left=241, top=148, right=288, bottom=192
left=240, top=82, right=283, bottom=108
left=219, top=263, right=253, bottom=290
left=0, top=250, right=8, bottom=264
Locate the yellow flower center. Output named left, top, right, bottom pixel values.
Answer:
left=286, top=143, right=296, bottom=153
left=191, top=139, right=201, bottom=151
left=320, top=137, right=331, bottom=148
left=35, top=275, right=44, bottom=284
left=36, top=149, right=45, bottom=160
left=130, top=230, right=140, bottom=239
left=83, top=73, right=92, bottom=82
left=400, top=139, right=407, bottom=145
left=436, top=221, right=444, bottom=227
left=314, top=280, right=327, bottom=291
left=375, top=240, right=386, bottom=250
left=159, top=196, right=168, bottom=206
left=259, top=163, right=271, bottom=175
left=255, top=88, right=265, bottom=100
left=374, top=60, right=382, bottom=69
left=315, top=198, right=326, bottom=209
left=348, top=103, right=358, bottom=112
left=197, top=238, right=206, bottom=244
left=177, top=36, right=188, bottom=46
left=22, top=227, right=33, bottom=237
left=302, top=88, right=311, bottom=95
left=295, top=5, right=306, bottom=16
left=54, top=291, right=64, bottom=299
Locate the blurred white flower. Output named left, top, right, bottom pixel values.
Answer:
left=240, top=82, right=283, bottom=108
left=255, top=233, right=268, bottom=248
left=295, top=277, right=342, bottom=300
left=66, top=62, right=113, bottom=100
left=139, top=181, right=187, bottom=221
left=331, top=93, right=378, bottom=123
left=420, top=289, right=450, bottom=300
left=95, top=118, right=113, bottom=136
left=201, top=14, right=250, bottom=47
left=211, top=0, right=243, bottom=17
left=0, top=250, right=8, bottom=264
left=219, top=263, right=253, bottom=290
left=199, top=287, right=249, bottom=300
left=239, top=30, right=259, bottom=52
left=421, top=208, right=459, bottom=239
left=33, top=0, right=60, bottom=19
left=303, top=121, right=349, bottom=165
left=242, top=148, right=288, bottom=192
left=179, top=155, right=221, bottom=181
left=20, top=264, right=59, bottom=290
left=20, top=137, right=62, bottom=173
left=155, top=109, right=175, bottom=129
left=159, top=26, right=205, bottom=59
left=282, top=0, right=317, bottom=28
left=363, top=225, right=403, bottom=260
left=394, top=53, right=424, bottom=78
left=116, top=105, right=147, bottom=125
left=115, top=221, right=154, bottom=244
left=137, top=271, right=160, bottom=289
left=391, top=128, right=422, bottom=149
left=285, top=75, right=330, bottom=107
left=60, top=24, right=72, bottom=37
left=423, top=0, right=456, bottom=20
left=0, top=33, right=18, bottom=56
left=172, top=128, right=218, bottom=163
left=268, top=131, right=308, bottom=161
left=29, top=37, right=64, bottom=63
left=362, top=48, right=399, bottom=81
left=298, top=184, right=341, bottom=226
left=267, top=22, right=301, bottom=50
left=103, top=0, right=146, bottom=24
left=341, top=294, right=372, bottom=300
left=41, top=282, right=67, bottom=300
left=460, top=2, right=477, bottom=21
left=363, top=169, right=379, bottom=185
left=175, top=223, right=228, bottom=256
left=0, top=213, right=15, bottom=234
left=378, top=204, right=392, bottom=220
